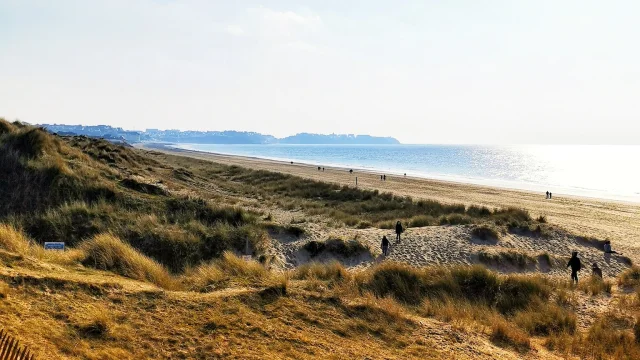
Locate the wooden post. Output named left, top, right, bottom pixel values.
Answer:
left=356, top=177, right=358, bottom=187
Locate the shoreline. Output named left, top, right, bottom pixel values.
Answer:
left=144, top=142, right=640, bottom=205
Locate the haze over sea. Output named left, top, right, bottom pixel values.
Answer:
left=174, top=144, right=640, bottom=203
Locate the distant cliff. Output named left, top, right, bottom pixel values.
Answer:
left=39, top=124, right=401, bottom=145
left=280, top=133, right=399, bottom=144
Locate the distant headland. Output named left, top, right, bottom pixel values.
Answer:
left=39, top=124, right=401, bottom=145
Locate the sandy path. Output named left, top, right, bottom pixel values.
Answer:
left=140, top=144, right=640, bottom=262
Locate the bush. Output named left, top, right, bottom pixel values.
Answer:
left=80, top=234, right=176, bottom=289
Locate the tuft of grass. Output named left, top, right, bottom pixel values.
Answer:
left=294, top=261, right=348, bottom=283
left=537, top=215, right=547, bottom=223
left=514, top=301, right=576, bottom=335
left=80, top=234, right=176, bottom=289
left=478, top=250, right=536, bottom=269
left=471, top=225, right=500, bottom=241
left=303, top=238, right=371, bottom=258
left=578, top=276, right=613, bottom=296
left=363, top=262, right=550, bottom=313
left=76, top=309, right=111, bottom=338
left=490, top=318, right=531, bottom=352
left=0, top=223, right=33, bottom=254
left=0, top=280, right=9, bottom=299
left=619, top=266, right=640, bottom=289
left=407, top=215, right=435, bottom=228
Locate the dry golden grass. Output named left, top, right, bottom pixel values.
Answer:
left=490, top=318, right=531, bottom=352
left=0, top=223, right=32, bottom=254
left=80, top=234, right=177, bottom=289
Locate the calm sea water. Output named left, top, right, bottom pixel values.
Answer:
left=173, top=144, right=640, bottom=202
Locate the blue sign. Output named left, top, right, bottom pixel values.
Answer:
left=44, top=242, right=65, bottom=250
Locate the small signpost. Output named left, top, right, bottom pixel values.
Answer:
left=44, top=242, right=65, bottom=251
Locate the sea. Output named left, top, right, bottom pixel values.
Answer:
left=172, top=144, right=640, bottom=203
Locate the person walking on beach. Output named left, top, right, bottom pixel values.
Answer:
left=395, top=221, right=403, bottom=243
left=546, top=191, right=549, bottom=199
left=383, top=174, right=386, bottom=181
left=381, top=236, right=390, bottom=256
left=381, top=175, right=383, bottom=180
left=549, top=192, right=552, bottom=199
left=567, top=251, right=582, bottom=284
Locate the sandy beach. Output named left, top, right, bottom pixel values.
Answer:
left=140, top=144, right=640, bottom=264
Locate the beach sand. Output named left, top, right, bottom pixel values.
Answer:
left=140, top=144, right=640, bottom=267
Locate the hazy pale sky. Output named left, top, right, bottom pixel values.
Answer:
left=1, top=1, right=639, bottom=144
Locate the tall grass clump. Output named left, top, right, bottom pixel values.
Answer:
left=514, top=302, right=576, bottom=335
left=303, top=238, right=371, bottom=258
left=80, top=234, right=176, bottom=289
left=184, top=252, right=268, bottom=291
left=0, top=223, right=33, bottom=254
left=619, top=266, right=640, bottom=289
left=294, top=262, right=348, bottom=285
left=471, top=225, right=500, bottom=241
left=363, top=262, right=552, bottom=315
left=490, top=318, right=531, bottom=352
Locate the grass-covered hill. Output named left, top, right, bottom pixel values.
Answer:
left=1, top=118, right=640, bottom=359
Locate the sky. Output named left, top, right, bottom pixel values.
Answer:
left=1, top=1, right=639, bottom=144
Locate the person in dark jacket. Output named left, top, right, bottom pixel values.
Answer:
left=381, top=236, right=390, bottom=256
left=567, top=251, right=581, bottom=284
left=395, top=221, right=403, bottom=242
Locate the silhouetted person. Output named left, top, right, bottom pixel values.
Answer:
left=380, top=175, right=383, bottom=180
left=567, top=251, right=581, bottom=284
left=381, top=236, right=390, bottom=256
left=404, top=173, right=406, bottom=176
left=549, top=192, right=552, bottom=199
left=322, top=167, right=325, bottom=171
left=383, top=175, right=386, bottom=181
left=318, top=166, right=321, bottom=171
left=349, top=169, right=353, bottom=174
left=604, top=240, right=617, bottom=254
left=546, top=191, right=549, bottom=199
left=592, top=263, right=603, bottom=278
left=395, top=221, right=403, bottom=242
